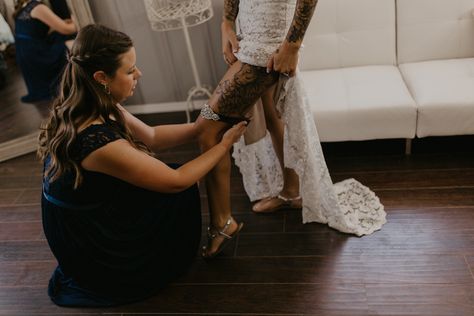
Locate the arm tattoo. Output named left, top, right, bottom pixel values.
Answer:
left=287, top=0, right=318, bottom=43
left=215, top=64, right=278, bottom=117
left=223, top=0, right=239, bottom=22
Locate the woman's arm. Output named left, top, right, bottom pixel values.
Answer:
left=117, top=104, right=198, bottom=151
left=30, top=4, right=76, bottom=35
left=285, top=0, right=318, bottom=49
left=81, top=122, right=247, bottom=193
left=266, top=0, right=318, bottom=76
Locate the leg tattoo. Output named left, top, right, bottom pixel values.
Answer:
left=215, top=64, right=279, bottom=117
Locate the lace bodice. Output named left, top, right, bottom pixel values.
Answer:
left=73, top=123, right=122, bottom=162
left=235, top=0, right=296, bottom=67
left=16, top=0, right=40, bottom=21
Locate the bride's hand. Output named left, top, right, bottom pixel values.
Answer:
left=266, top=41, right=300, bottom=77
left=221, top=21, right=239, bottom=66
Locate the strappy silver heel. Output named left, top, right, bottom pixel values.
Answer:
left=201, top=217, right=244, bottom=259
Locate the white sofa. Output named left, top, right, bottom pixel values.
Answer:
left=300, top=0, right=474, bottom=151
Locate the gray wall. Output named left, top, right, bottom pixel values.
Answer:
left=88, top=0, right=226, bottom=105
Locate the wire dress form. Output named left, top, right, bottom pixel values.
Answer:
left=144, top=0, right=214, bottom=122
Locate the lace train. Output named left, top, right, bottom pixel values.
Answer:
left=233, top=75, right=386, bottom=236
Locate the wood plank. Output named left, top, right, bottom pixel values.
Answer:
left=286, top=208, right=474, bottom=234
left=0, top=313, right=116, bottom=316
left=332, top=169, right=474, bottom=190
left=0, top=205, right=41, bottom=222
left=0, top=156, right=42, bottom=177
left=0, top=175, right=42, bottom=190
left=0, top=241, right=54, bottom=262
left=466, top=255, right=474, bottom=281
left=0, top=190, right=24, bottom=206
left=235, top=229, right=474, bottom=257
left=0, top=221, right=43, bottom=241
left=0, top=284, right=368, bottom=315
left=0, top=261, right=55, bottom=287
left=14, top=188, right=41, bottom=205
left=0, top=286, right=106, bottom=315
left=0, top=153, right=38, bottom=166
left=367, top=284, right=474, bottom=316
left=177, top=255, right=473, bottom=285
left=375, top=188, right=474, bottom=208
left=107, top=283, right=369, bottom=315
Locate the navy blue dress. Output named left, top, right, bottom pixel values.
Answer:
left=14, top=0, right=68, bottom=102
left=42, top=122, right=202, bottom=307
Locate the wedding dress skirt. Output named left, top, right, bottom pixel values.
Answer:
left=232, top=0, right=386, bottom=236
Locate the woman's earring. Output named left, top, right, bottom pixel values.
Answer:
left=102, top=83, right=111, bottom=95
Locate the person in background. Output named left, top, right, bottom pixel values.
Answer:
left=13, top=0, right=76, bottom=103
left=0, top=11, right=14, bottom=88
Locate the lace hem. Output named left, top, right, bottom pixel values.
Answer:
left=232, top=75, right=387, bottom=236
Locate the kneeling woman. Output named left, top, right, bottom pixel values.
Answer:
left=38, top=24, right=246, bottom=307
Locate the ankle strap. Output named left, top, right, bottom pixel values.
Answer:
left=277, top=194, right=301, bottom=202
left=208, top=217, right=233, bottom=240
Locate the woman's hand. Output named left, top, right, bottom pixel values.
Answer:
left=221, top=21, right=239, bottom=66
left=266, top=41, right=300, bottom=77
left=221, top=121, right=247, bottom=148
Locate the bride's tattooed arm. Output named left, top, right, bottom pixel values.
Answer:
left=286, top=0, right=318, bottom=45
left=223, top=0, right=239, bottom=23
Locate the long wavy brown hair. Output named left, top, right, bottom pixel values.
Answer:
left=38, top=24, right=149, bottom=189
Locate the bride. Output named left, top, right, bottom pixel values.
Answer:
left=197, top=0, right=386, bottom=258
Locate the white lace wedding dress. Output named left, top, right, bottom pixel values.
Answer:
left=232, top=0, right=386, bottom=236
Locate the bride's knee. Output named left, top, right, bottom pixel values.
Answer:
left=197, top=127, right=220, bottom=150
left=195, top=115, right=227, bottom=149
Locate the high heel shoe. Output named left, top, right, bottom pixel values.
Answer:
left=201, top=217, right=244, bottom=259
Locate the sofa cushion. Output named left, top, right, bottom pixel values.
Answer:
left=300, top=0, right=396, bottom=70
left=399, top=58, right=474, bottom=137
left=300, top=65, right=417, bottom=142
left=397, top=0, right=474, bottom=64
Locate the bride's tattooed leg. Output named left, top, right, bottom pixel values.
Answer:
left=215, top=64, right=279, bottom=117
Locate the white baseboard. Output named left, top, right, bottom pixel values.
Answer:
left=0, top=101, right=204, bottom=162
left=0, top=131, right=39, bottom=163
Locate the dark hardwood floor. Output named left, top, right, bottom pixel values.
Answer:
left=0, top=111, right=474, bottom=315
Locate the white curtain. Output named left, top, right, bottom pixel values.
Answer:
left=88, top=0, right=225, bottom=106
left=0, top=0, right=15, bottom=30
left=66, top=0, right=94, bottom=28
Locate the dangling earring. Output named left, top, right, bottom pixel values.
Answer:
left=102, top=83, right=111, bottom=95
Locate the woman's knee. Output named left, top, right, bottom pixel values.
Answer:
left=195, top=117, right=226, bottom=149
left=198, top=132, right=220, bottom=150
